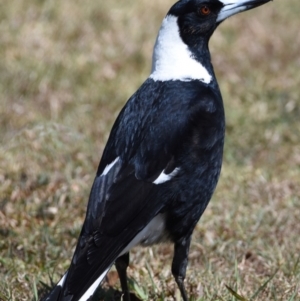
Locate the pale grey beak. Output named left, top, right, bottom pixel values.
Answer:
left=217, top=0, right=271, bottom=23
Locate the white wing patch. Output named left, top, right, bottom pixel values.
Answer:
left=150, top=15, right=212, bottom=83
left=101, top=157, right=120, bottom=176
left=78, top=267, right=110, bottom=301
left=153, top=167, right=180, bottom=185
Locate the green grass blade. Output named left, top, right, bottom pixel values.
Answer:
left=250, top=269, right=278, bottom=301
left=32, top=277, right=38, bottom=301
left=145, top=260, right=157, bottom=294
left=287, top=291, right=297, bottom=301
left=225, top=284, right=249, bottom=301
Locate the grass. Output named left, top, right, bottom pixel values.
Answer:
left=0, top=0, right=300, bottom=300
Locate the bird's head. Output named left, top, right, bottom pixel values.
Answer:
left=150, top=0, right=271, bottom=82
left=168, top=0, right=271, bottom=43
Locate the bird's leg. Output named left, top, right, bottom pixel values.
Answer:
left=172, top=236, right=192, bottom=301
left=115, top=252, right=131, bottom=301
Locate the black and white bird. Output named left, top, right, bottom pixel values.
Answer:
left=43, top=0, right=271, bottom=300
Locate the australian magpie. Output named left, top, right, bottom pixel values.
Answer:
left=43, top=0, right=271, bottom=300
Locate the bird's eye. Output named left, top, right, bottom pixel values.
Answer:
left=199, top=5, right=211, bottom=16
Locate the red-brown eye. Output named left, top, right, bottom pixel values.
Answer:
left=199, top=5, right=211, bottom=16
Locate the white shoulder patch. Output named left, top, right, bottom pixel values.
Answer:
left=153, top=167, right=180, bottom=185
left=101, top=157, right=120, bottom=176
left=150, top=15, right=212, bottom=83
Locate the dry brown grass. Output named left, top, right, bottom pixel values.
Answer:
left=0, top=0, right=299, bottom=300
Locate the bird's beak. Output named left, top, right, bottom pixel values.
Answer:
left=217, top=0, right=271, bottom=23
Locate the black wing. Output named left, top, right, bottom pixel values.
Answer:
left=57, top=79, right=223, bottom=300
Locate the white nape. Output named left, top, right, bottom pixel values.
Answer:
left=101, top=157, right=120, bottom=176
left=150, top=15, right=211, bottom=83
left=78, top=267, right=110, bottom=301
left=153, top=167, right=180, bottom=185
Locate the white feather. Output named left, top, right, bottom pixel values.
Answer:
left=150, top=15, right=212, bottom=83
left=153, top=168, right=180, bottom=185
left=78, top=268, right=110, bottom=301
left=101, top=157, right=120, bottom=176
left=121, top=213, right=167, bottom=255
left=57, top=272, right=68, bottom=287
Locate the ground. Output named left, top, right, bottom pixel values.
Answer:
left=0, top=0, right=299, bottom=300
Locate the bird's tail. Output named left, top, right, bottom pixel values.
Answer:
left=41, top=272, right=67, bottom=301
left=41, top=268, right=109, bottom=301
